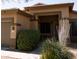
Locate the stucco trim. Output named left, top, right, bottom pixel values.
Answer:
left=1, top=9, right=33, bottom=17
left=25, top=3, right=74, bottom=10
left=1, top=17, right=14, bottom=23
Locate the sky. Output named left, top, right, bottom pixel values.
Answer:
left=1, top=0, right=77, bottom=10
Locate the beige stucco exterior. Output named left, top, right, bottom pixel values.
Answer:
left=24, top=3, right=72, bottom=32
left=1, top=9, right=17, bottom=48
left=16, top=12, right=31, bottom=30
left=1, top=9, right=31, bottom=48
left=1, top=3, right=77, bottom=49
left=69, top=11, right=77, bottom=20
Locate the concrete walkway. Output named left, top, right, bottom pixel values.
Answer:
left=1, top=46, right=77, bottom=59
left=1, top=50, right=40, bottom=59
left=1, top=56, right=20, bottom=59
left=1, top=49, right=77, bottom=59
left=68, top=48, right=77, bottom=59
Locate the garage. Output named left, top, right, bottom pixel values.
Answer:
left=1, top=18, right=12, bottom=48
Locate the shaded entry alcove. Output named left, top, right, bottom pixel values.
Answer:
left=40, top=22, right=51, bottom=34
left=38, top=15, right=59, bottom=40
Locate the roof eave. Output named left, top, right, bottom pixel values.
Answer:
left=24, top=3, right=74, bottom=9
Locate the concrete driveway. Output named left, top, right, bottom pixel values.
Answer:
left=1, top=49, right=77, bottom=59
left=1, top=50, right=40, bottom=59
left=1, top=56, right=20, bottom=59
left=1, top=45, right=77, bottom=59
left=68, top=48, right=77, bottom=59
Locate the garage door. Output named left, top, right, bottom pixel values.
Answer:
left=1, top=22, right=11, bottom=47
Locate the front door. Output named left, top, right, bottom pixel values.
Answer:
left=40, top=22, right=51, bottom=33
left=39, top=15, right=59, bottom=40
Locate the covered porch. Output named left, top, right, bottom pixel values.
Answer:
left=38, top=15, right=58, bottom=41
left=27, top=3, right=77, bottom=46
left=30, top=11, right=76, bottom=46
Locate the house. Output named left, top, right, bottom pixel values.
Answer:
left=1, top=3, right=77, bottom=49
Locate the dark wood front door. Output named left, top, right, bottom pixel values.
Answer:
left=38, top=15, right=59, bottom=40
left=40, top=22, right=51, bottom=34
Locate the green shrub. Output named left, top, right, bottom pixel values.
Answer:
left=17, top=29, right=40, bottom=51
left=40, top=39, right=72, bottom=59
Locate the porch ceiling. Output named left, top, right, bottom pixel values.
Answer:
left=38, top=15, right=58, bottom=23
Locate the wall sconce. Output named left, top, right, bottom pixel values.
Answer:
left=12, top=26, right=15, bottom=30
left=11, top=23, right=21, bottom=31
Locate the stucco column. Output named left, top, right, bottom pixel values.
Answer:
left=30, top=16, right=39, bottom=30
left=58, top=17, right=70, bottom=46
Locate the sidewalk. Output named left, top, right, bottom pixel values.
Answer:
left=68, top=48, right=77, bottom=59
left=1, top=47, right=77, bottom=59
left=1, top=50, right=40, bottom=59
left=1, top=56, right=20, bottom=59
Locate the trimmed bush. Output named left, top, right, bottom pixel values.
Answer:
left=17, top=29, right=40, bottom=51
left=40, top=39, right=72, bottom=59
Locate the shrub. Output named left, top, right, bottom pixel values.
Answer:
left=17, top=29, right=40, bottom=51
left=40, top=39, right=72, bottom=59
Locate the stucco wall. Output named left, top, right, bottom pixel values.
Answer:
left=69, top=12, right=77, bottom=19
left=1, top=10, right=31, bottom=38
left=1, top=10, right=17, bottom=23
left=1, top=10, right=17, bottom=36
left=1, top=10, right=17, bottom=48
left=30, top=21, right=38, bottom=30
left=16, top=13, right=30, bottom=30
left=69, top=11, right=77, bottom=23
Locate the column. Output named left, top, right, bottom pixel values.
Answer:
left=30, top=16, right=38, bottom=30
left=58, top=17, right=70, bottom=46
